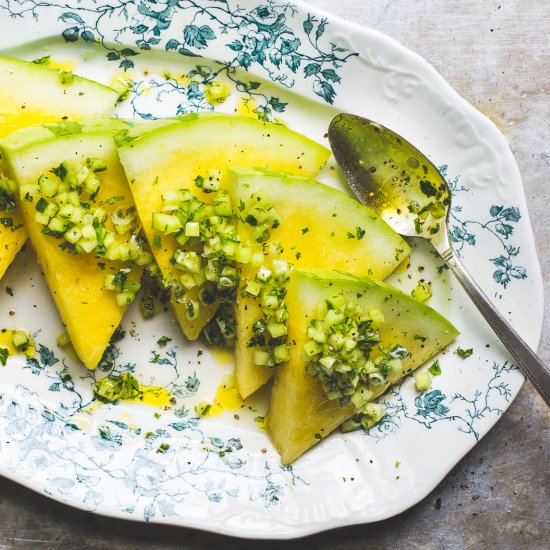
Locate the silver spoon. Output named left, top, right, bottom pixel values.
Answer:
left=328, top=113, right=550, bottom=407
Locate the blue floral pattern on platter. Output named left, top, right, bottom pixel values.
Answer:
left=444, top=166, right=527, bottom=290
left=0, top=0, right=541, bottom=538
left=366, top=361, right=517, bottom=443
left=2, top=0, right=356, bottom=106
left=3, top=341, right=303, bottom=515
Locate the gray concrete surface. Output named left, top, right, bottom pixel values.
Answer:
left=0, top=1, right=548, bottom=548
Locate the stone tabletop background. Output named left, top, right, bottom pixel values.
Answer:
left=0, top=1, right=548, bottom=548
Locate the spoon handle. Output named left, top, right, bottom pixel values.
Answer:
left=439, top=247, right=550, bottom=407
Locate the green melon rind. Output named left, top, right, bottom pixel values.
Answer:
left=112, top=116, right=189, bottom=148
left=0, top=56, right=119, bottom=120
left=266, top=268, right=459, bottom=464
left=0, top=117, right=181, bottom=155
left=116, top=112, right=330, bottom=176
left=0, top=118, right=130, bottom=151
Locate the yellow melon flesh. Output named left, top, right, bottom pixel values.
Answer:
left=0, top=56, right=118, bottom=280
left=267, top=269, right=459, bottom=464
left=117, top=113, right=331, bottom=340
left=3, top=131, right=141, bottom=368
left=0, top=211, right=27, bottom=281
left=228, top=168, right=411, bottom=399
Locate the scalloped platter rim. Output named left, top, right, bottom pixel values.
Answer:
left=0, top=0, right=543, bottom=539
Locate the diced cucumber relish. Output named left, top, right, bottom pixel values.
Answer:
left=24, top=157, right=151, bottom=306
left=244, top=253, right=291, bottom=368
left=341, top=403, right=386, bottom=433
left=303, top=295, right=410, bottom=423
left=0, top=174, right=17, bottom=214
left=152, top=175, right=289, bottom=358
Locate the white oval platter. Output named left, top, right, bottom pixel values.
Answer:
left=0, top=0, right=543, bottom=539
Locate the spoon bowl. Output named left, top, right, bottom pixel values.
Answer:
left=328, top=113, right=451, bottom=250
left=328, top=112, right=550, bottom=408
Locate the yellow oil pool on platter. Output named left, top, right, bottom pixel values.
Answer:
left=0, top=329, right=35, bottom=360
left=126, top=385, right=172, bottom=408
left=202, top=371, right=244, bottom=417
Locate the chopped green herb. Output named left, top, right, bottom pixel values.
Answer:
left=57, top=242, right=75, bottom=254
left=428, top=359, right=442, bottom=376
left=93, top=372, right=141, bottom=402
left=203, top=306, right=236, bottom=349
left=112, top=269, right=128, bottom=289
left=456, top=347, right=473, bottom=358
left=301, top=227, right=309, bottom=235
left=102, top=195, right=125, bottom=205
left=414, top=335, right=427, bottom=342
left=388, top=344, right=410, bottom=359
left=154, top=412, right=162, bottom=419
left=346, top=231, right=355, bottom=239
left=395, top=460, right=401, bottom=468
left=428, top=222, right=440, bottom=235
left=0, top=347, right=8, bottom=366
left=157, top=442, right=170, bottom=453
left=41, top=226, right=64, bottom=239
left=31, top=55, right=51, bottom=66
left=420, top=180, right=437, bottom=197
left=110, top=325, right=126, bottom=343
left=356, top=227, right=366, bottom=240
left=156, top=335, right=172, bottom=347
